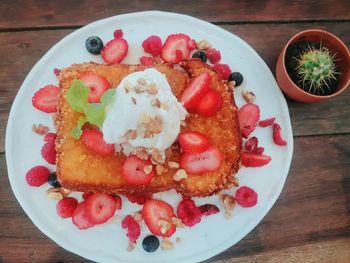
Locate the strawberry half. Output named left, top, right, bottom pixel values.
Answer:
left=241, top=152, right=271, bottom=167
left=178, top=131, right=210, bottom=154
left=196, top=89, right=223, bottom=117
left=180, top=145, right=223, bottom=174
left=122, top=156, right=154, bottom=185
left=81, top=129, right=115, bottom=156
left=32, top=85, right=60, bottom=113
left=101, top=38, right=128, bottom=64
left=273, top=123, right=287, bottom=146
left=142, top=199, right=176, bottom=237
left=238, top=103, right=260, bottom=138
left=180, top=72, right=211, bottom=110
left=161, top=33, right=191, bottom=63
left=80, top=73, right=110, bottom=103
left=85, top=193, right=117, bottom=224
left=259, top=117, right=276, bottom=127
left=72, top=201, right=95, bottom=230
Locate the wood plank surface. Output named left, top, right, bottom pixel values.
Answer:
left=1, top=134, right=349, bottom=262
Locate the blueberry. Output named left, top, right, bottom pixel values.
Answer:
left=142, top=235, right=160, bottom=252
left=48, top=172, right=61, bottom=188
left=229, top=72, right=243, bottom=87
left=85, top=36, right=104, bottom=55
left=192, top=51, right=207, bottom=62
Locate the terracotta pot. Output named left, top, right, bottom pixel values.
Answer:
left=276, top=29, right=350, bottom=102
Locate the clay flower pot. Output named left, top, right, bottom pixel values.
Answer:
left=276, top=29, right=350, bottom=102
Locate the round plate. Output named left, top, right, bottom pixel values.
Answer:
left=6, top=11, right=293, bottom=263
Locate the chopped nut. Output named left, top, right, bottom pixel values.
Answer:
left=161, top=238, right=174, bottom=250
left=224, top=211, right=232, bottom=219
left=197, top=39, right=212, bottom=50
left=220, top=194, right=236, bottom=211
left=32, top=124, right=49, bottom=135
left=175, top=237, right=182, bottom=243
left=143, top=164, right=153, bottom=175
left=151, top=148, right=164, bottom=164
left=161, top=103, right=169, bottom=110
left=180, top=120, right=187, bottom=127
left=133, top=212, right=142, bottom=222
left=124, top=81, right=133, bottom=93
left=131, top=97, right=137, bottom=105
left=134, top=84, right=146, bottom=93
left=158, top=219, right=171, bottom=234
left=168, top=161, right=179, bottom=169
left=172, top=217, right=184, bottom=228
left=140, top=112, right=151, bottom=124
left=125, top=130, right=137, bottom=140
left=143, top=129, right=154, bottom=139
left=173, top=169, right=188, bottom=181
left=242, top=90, right=256, bottom=103
left=146, top=83, right=158, bottom=95
left=137, top=77, right=147, bottom=86
left=134, top=147, right=148, bottom=160
left=127, top=240, right=136, bottom=251
left=59, top=187, right=71, bottom=197
left=145, top=116, right=163, bottom=134
left=156, top=165, right=165, bottom=175
left=47, top=188, right=63, bottom=200
left=151, top=98, right=161, bottom=108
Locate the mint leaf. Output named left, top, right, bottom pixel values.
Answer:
left=84, top=103, right=105, bottom=128
left=71, top=116, right=87, bottom=139
left=101, top=89, right=116, bottom=106
left=65, top=80, right=89, bottom=113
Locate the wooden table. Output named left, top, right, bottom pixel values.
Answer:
left=1, top=1, right=349, bottom=262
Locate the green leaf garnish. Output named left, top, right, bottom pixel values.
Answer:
left=65, top=80, right=89, bottom=113
left=84, top=103, right=105, bottom=128
left=71, top=116, right=87, bottom=139
left=101, top=89, right=116, bottom=106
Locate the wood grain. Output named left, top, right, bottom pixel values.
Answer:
left=1, top=134, right=349, bottom=262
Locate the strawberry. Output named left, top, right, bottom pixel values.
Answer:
left=114, top=195, right=122, bottom=210
left=161, top=33, right=191, bottom=63
left=56, top=197, right=78, bottom=218
left=32, top=85, right=60, bottom=113
left=273, top=123, right=287, bottom=146
left=259, top=117, right=276, bottom=127
left=82, top=192, right=93, bottom=200
left=41, top=142, right=56, bottom=164
left=206, top=48, right=221, bottom=64
left=195, top=89, right=223, bottom=117
left=81, top=129, right=115, bottom=156
left=199, top=204, right=220, bottom=216
left=180, top=72, right=211, bottom=110
left=122, top=156, right=154, bottom=185
left=85, top=193, right=116, bottom=224
left=178, top=131, right=210, bottom=154
left=187, top=39, right=197, bottom=50
left=25, top=166, right=50, bottom=187
left=180, top=145, right=223, bottom=174
left=80, top=73, right=110, bottom=103
left=142, top=35, right=162, bottom=56
left=72, top=201, right=95, bottom=230
left=101, top=38, right=128, bottom=64
left=238, top=103, right=260, bottom=138
left=126, top=193, right=152, bottom=205
left=241, top=152, right=271, bottom=167
left=142, top=199, right=176, bottom=237
left=43, top=132, right=56, bottom=143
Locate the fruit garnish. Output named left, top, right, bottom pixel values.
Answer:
left=122, top=215, right=141, bottom=242
left=122, top=156, right=154, bottom=185
left=142, top=235, right=160, bottom=252
left=259, top=117, right=276, bottom=127
left=43, top=132, right=57, bottom=143
left=142, top=35, right=162, bottom=56
left=81, top=129, right=115, bottom=156
left=82, top=192, right=93, bottom=200
left=244, top=136, right=264, bottom=155
left=143, top=199, right=176, bottom=237
left=72, top=201, right=95, bottom=230
left=161, top=33, right=191, bottom=63
left=177, top=198, right=202, bottom=227
left=80, top=73, right=110, bottom=103
left=273, top=123, right=287, bottom=146
left=206, top=47, right=221, bottom=64
left=32, top=85, right=60, bottom=113
left=25, top=166, right=50, bottom=187
left=41, top=142, right=56, bottom=164
left=178, top=131, right=210, bottom=154
left=114, top=195, right=122, bottom=210
left=85, top=36, right=104, bottom=55
left=101, top=38, right=128, bottom=64
left=140, top=56, right=154, bottom=66
left=180, top=72, right=211, bottom=109
left=85, top=193, right=117, bottom=224
left=113, top=29, right=124, bottom=39
left=235, top=186, right=258, bottom=208
left=180, top=145, right=223, bottom=174
left=187, top=39, right=197, bottom=50
left=195, top=89, right=223, bottom=117
left=192, top=50, right=207, bottom=62
left=126, top=193, right=152, bottom=205
left=229, top=72, right=244, bottom=87
left=53, top=68, right=61, bottom=76
left=241, top=152, right=271, bottom=167
left=56, top=197, right=78, bottom=218
left=48, top=172, right=61, bottom=188
left=212, top=63, right=232, bottom=80
left=199, top=204, right=220, bottom=217
left=238, top=103, right=260, bottom=138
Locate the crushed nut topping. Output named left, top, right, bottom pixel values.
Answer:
left=143, top=165, right=153, bottom=175
left=161, top=238, right=174, bottom=250
left=125, top=130, right=137, bottom=140
left=127, top=240, right=136, bottom=251
left=134, top=147, right=148, bottom=160
left=151, top=148, right=164, bottom=164
left=124, top=82, right=133, bottom=93
left=180, top=120, right=187, bottom=127
left=134, top=84, right=146, bottom=93
left=168, top=161, right=179, bottom=169
left=46, top=188, right=63, bottom=200
left=220, top=194, right=236, bottom=211
left=156, top=165, right=165, bottom=175
left=197, top=39, right=212, bottom=50
left=137, top=77, right=147, bottom=86
left=161, top=103, right=169, bottom=110
left=140, top=112, right=151, bottom=124
left=146, top=83, right=158, bottom=95
left=224, top=211, right=232, bottom=219
left=242, top=90, right=256, bottom=103
left=32, top=123, right=49, bottom=135
left=173, top=169, right=188, bottom=181
left=158, top=219, right=172, bottom=234
left=151, top=98, right=161, bottom=108
left=131, top=97, right=137, bottom=105
left=133, top=212, right=143, bottom=222
left=171, top=217, right=184, bottom=228
left=144, top=116, right=163, bottom=135
left=60, top=187, right=71, bottom=197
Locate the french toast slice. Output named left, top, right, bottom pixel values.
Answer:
left=56, top=60, right=241, bottom=197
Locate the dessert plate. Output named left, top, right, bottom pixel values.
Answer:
left=6, top=11, right=293, bottom=263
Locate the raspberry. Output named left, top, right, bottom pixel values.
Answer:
left=25, top=166, right=50, bottom=187
left=140, top=56, right=154, bottom=66
left=113, top=29, right=124, bottom=39
left=56, top=197, right=78, bottom=218
left=212, top=63, right=231, bottom=80
left=206, top=48, right=221, bottom=64
left=235, top=186, right=258, bottom=208
left=187, top=39, right=197, bottom=50
left=43, top=132, right=56, bottom=143
left=176, top=198, right=201, bottom=227
left=142, top=35, right=162, bottom=56
left=199, top=204, right=220, bottom=217
left=53, top=68, right=61, bottom=76
left=41, top=142, right=56, bottom=164
left=126, top=193, right=151, bottom=205
left=122, top=215, right=141, bottom=242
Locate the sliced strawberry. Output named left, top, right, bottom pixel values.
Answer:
left=122, top=156, right=154, bottom=185
left=273, top=123, right=287, bottom=146
left=178, top=131, right=210, bottom=154
left=241, top=152, right=271, bottom=167
left=180, top=72, right=211, bottom=109
left=113, top=195, right=122, bottom=210
left=80, top=73, right=110, bottom=103
left=161, top=33, right=191, bottom=63
left=72, top=201, right=95, bottom=230
left=85, top=193, right=116, bottom=224
left=32, top=85, right=60, bottom=113
left=82, top=192, right=93, bottom=200
left=143, top=199, right=176, bottom=237
left=180, top=145, right=223, bottom=174
left=196, top=89, right=223, bottom=117
left=81, top=129, right=115, bottom=156
left=126, top=193, right=152, bottom=205
left=238, top=103, right=260, bottom=138
left=199, top=204, right=220, bottom=217
left=101, top=38, right=128, bottom=64
left=259, top=117, right=276, bottom=127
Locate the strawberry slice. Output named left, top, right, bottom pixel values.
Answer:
left=259, top=117, right=276, bottom=127
left=178, top=131, right=210, bottom=154
left=81, top=129, right=115, bottom=156
left=80, top=73, right=110, bottom=103
left=241, top=152, right=271, bottom=167
left=273, top=123, right=287, bottom=146
left=180, top=145, right=223, bottom=174
left=72, top=201, right=95, bottom=230
left=85, top=193, right=117, bottom=224
left=161, top=33, right=191, bottom=63
left=238, top=103, right=260, bottom=138
left=180, top=72, right=211, bottom=110
left=101, top=38, right=128, bottom=64
left=32, top=85, right=60, bottom=113
left=142, top=199, right=176, bottom=237
left=196, top=89, right=223, bottom=117
left=122, top=156, right=154, bottom=185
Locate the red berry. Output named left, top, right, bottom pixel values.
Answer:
left=53, top=68, right=61, bottom=76
left=241, top=152, right=271, bottom=167
left=206, top=48, right=221, bottom=64
left=178, top=131, right=210, bottom=154
left=259, top=117, right=276, bottom=127
left=122, top=156, right=154, bottom=185
left=41, top=142, right=56, bottom=164
left=199, top=204, right=220, bottom=217
left=140, top=56, right=154, bottom=66
left=255, top=147, right=265, bottom=155
left=80, top=73, right=110, bottom=103
left=32, top=85, right=60, bottom=113
left=177, top=198, right=202, bottom=227
left=113, top=29, right=124, bottom=39
left=187, top=39, right=197, bottom=50
left=238, top=103, right=260, bottom=138
left=25, top=166, right=50, bottom=187
left=72, top=201, right=95, bottom=230
left=114, top=195, right=122, bottom=210
left=212, top=63, right=232, bottom=80
left=85, top=193, right=117, bottom=224
left=43, top=132, right=56, bottom=143
left=122, top=215, right=141, bottom=242
left=82, top=192, right=93, bottom=200
left=142, top=35, right=162, bottom=56
left=101, top=38, right=128, bottom=64
left=126, top=193, right=151, bottom=205
left=273, top=123, right=287, bottom=146
left=235, top=186, right=258, bottom=208
left=161, top=33, right=191, bottom=63
left=195, top=89, right=223, bottom=117
left=56, top=197, right=78, bottom=218
left=81, top=129, right=115, bottom=156
left=245, top=136, right=258, bottom=152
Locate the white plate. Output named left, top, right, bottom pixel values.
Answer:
left=6, top=11, right=293, bottom=263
